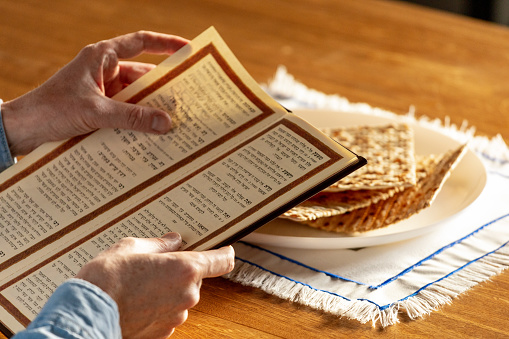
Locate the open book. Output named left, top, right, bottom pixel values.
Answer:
left=0, top=27, right=365, bottom=335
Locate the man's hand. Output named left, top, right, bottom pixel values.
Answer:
left=76, top=232, right=235, bottom=339
left=1, top=31, right=189, bottom=156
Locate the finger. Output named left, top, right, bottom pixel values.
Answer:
left=118, top=61, right=156, bottom=84
left=94, top=98, right=172, bottom=134
left=193, top=246, right=236, bottom=278
left=109, top=31, right=189, bottom=60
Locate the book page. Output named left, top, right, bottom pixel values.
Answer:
left=0, top=27, right=362, bottom=333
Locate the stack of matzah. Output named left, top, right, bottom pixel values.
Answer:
left=281, top=123, right=467, bottom=233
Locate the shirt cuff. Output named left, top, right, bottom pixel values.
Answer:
left=0, top=99, right=15, bottom=172
left=13, top=279, right=121, bottom=339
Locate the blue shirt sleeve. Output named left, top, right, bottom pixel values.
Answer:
left=0, top=99, right=15, bottom=172
left=12, top=279, right=121, bottom=339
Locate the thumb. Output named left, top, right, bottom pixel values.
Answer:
left=97, top=99, right=173, bottom=134
left=159, top=232, right=184, bottom=251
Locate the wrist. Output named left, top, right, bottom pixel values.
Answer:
left=1, top=96, right=39, bottom=157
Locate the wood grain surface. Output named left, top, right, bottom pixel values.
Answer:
left=1, top=0, right=508, bottom=337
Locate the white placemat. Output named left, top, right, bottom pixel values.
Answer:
left=225, top=66, right=509, bottom=326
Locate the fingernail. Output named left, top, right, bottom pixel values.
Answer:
left=151, top=114, right=171, bottom=133
left=162, top=232, right=182, bottom=241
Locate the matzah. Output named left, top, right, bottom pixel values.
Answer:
left=281, top=186, right=403, bottom=222
left=297, top=144, right=467, bottom=233
left=322, top=124, right=416, bottom=191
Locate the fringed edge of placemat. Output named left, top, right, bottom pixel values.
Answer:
left=225, top=243, right=509, bottom=327
left=398, top=243, right=509, bottom=322
left=225, top=260, right=396, bottom=327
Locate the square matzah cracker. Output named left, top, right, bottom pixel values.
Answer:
left=281, top=186, right=404, bottom=222
left=322, top=123, right=416, bottom=191
left=299, top=144, right=467, bottom=233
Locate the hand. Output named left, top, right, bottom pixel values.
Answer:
left=75, top=232, right=235, bottom=339
left=1, top=31, right=189, bottom=156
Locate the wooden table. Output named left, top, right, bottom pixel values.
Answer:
left=1, top=0, right=508, bottom=337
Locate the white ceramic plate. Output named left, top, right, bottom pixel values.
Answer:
left=242, top=109, right=487, bottom=249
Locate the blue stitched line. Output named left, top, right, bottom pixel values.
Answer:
left=479, top=151, right=509, bottom=165
left=389, top=240, right=509, bottom=309
left=235, top=241, right=509, bottom=311
left=376, top=213, right=509, bottom=288
left=239, top=213, right=509, bottom=289
left=233, top=257, right=353, bottom=301
left=238, top=241, right=368, bottom=286
left=489, top=170, right=509, bottom=180
left=234, top=256, right=367, bottom=305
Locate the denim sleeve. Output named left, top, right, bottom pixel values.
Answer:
left=0, top=100, right=15, bottom=172
left=12, top=279, right=121, bottom=339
